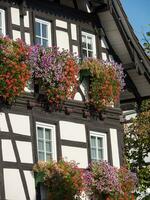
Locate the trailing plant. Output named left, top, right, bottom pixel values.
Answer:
left=28, top=45, right=79, bottom=105
left=83, top=161, right=137, bottom=200
left=33, top=160, right=83, bottom=200
left=0, top=36, right=30, bottom=103
left=80, top=58, right=125, bottom=111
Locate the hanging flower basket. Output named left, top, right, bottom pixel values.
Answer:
left=33, top=160, right=84, bottom=200
left=28, top=46, right=79, bottom=106
left=83, top=161, right=138, bottom=200
left=0, top=37, right=30, bottom=103
left=80, top=58, right=125, bottom=111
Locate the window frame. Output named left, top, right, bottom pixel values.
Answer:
left=36, top=122, right=57, bottom=161
left=35, top=18, right=52, bottom=47
left=90, top=131, right=108, bottom=161
left=81, top=31, right=96, bottom=58
left=0, top=8, right=6, bottom=36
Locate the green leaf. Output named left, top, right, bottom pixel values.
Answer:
left=34, top=172, right=45, bottom=187
left=79, top=69, right=91, bottom=82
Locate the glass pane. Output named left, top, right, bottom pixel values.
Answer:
left=46, top=141, right=52, bottom=152
left=38, top=152, right=44, bottom=161
left=42, top=24, right=48, bottom=38
left=82, top=49, right=87, bottom=58
left=38, top=140, right=44, bottom=150
left=87, top=36, right=93, bottom=50
left=0, top=28, right=2, bottom=36
left=42, top=39, right=48, bottom=47
left=88, top=50, right=93, bottom=57
left=35, top=37, right=42, bottom=45
left=45, top=129, right=51, bottom=140
left=37, top=127, right=44, bottom=138
left=82, top=35, right=86, bottom=48
left=98, top=149, right=103, bottom=160
left=97, top=137, right=103, bottom=148
left=91, top=148, right=96, bottom=159
left=35, top=22, right=41, bottom=36
left=46, top=153, right=52, bottom=161
left=91, top=136, right=96, bottom=147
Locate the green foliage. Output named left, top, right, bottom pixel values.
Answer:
left=124, top=99, right=150, bottom=193
left=33, top=160, right=83, bottom=200
left=143, top=25, right=150, bottom=56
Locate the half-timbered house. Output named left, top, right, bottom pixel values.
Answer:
left=0, top=0, right=150, bottom=199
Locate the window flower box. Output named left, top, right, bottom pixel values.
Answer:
left=80, top=58, right=125, bottom=111
left=0, top=37, right=30, bottom=103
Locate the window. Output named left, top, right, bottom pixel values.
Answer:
left=36, top=122, right=57, bottom=161
left=0, top=9, right=6, bottom=36
left=81, top=31, right=96, bottom=58
left=90, top=131, right=108, bottom=161
left=35, top=18, right=51, bottom=47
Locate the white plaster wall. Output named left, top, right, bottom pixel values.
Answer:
left=9, top=113, right=31, bottom=136
left=102, top=52, right=107, bottom=61
left=59, top=121, right=86, bottom=142
left=24, top=171, right=36, bottom=200
left=80, top=78, right=89, bottom=100
left=109, top=55, right=114, bottom=62
left=11, top=7, right=20, bottom=25
left=12, top=30, right=21, bottom=40
left=72, top=45, right=78, bottom=55
left=0, top=113, right=8, bottom=132
left=2, top=140, right=16, bottom=162
left=56, top=19, right=67, bottom=29
left=16, top=141, right=33, bottom=163
left=101, top=37, right=108, bottom=48
left=71, top=24, right=77, bottom=40
left=61, top=146, right=88, bottom=168
left=25, top=32, right=31, bottom=45
left=4, top=168, right=26, bottom=200
left=56, top=30, right=70, bottom=50
left=110, top=128, right=120, bottom=168
left=74, top=92, right=83, bottom=101
left=24, top=11, right=29, bottom=27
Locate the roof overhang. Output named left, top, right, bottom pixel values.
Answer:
left=95, top=0, right=150, bottom=101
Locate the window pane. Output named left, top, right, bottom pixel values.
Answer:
left=37, top=127, right=44, bottom=138
left=35, top=37, right=42, bottom=45
left=45, top=129, right=51, bottom=140
left=42, top=24, right=48, bottom=38
left=91, top=148, right=96, bottom=159
left=35, top=22, right=41, bottom=36
left=98, top=149, right=103, bottom=160
left=38, top=140, right=44, bottom=150
left=82, top=35, right=86, bottom=48
left=88, top=51, right=93, bottom=57
left=97, top=138, right=103, bottom=148
left=0, top=28, right=2, bottom=36
left=91, top=136, right=96, bottom=147
left=38, top=152, right=44, bottom=161
left=42, top=39, right=48, bottom=47
left=87, top=36, right=92, bottom=50
left=46, top=142, right=52, bottom=152
left=82, top=49, right=87, bottom=58
left=46, top=153, right=52, bottom=161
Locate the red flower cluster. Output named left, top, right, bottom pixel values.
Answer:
left=80, top=58, right=125, bottom=111
left=0, top=37, right=30, bottom=102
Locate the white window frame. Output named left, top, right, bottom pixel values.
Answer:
left=36, top=122, right=57, bottom=161
left=35, top=18, right=52, bottom=47
left=81, top=31, right=96, bottom=58
left=0, top=9, right=6, bottom=36
left=90, top=131, right=108, bottom=161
